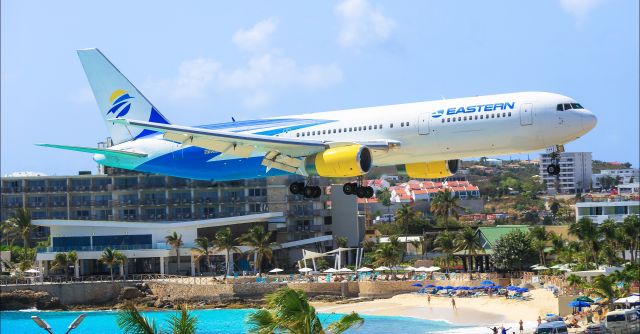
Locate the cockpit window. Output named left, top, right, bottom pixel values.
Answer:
left=571, top=103, right=583, bottom=109
left=558, top=103, right=585, bottom=111
left=563, top=103, right=572, bottom=110
left=557, top=104, right=564, bottom=111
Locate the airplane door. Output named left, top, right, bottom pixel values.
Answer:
left=419, top=113, right=430, bottom=135
left=520, top=103, right=533, bottom=126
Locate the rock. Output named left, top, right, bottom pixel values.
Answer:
left=0, top=290, right=65, bottom=311
left=119, top=287, right=145, bottom=300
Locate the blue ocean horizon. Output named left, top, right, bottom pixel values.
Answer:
left=0, top=309, right=472, bottom=334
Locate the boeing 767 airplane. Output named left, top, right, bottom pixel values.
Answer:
left=41, top=49, right=597, bottom=199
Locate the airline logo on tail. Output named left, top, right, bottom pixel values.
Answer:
left=107, top=89, right=134, bottom=118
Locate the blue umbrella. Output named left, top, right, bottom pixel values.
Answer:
left=519, top=288, right=529, bottom=292
left=506, top=286, right=518, bottom=290
left=458, top=286, right=470, bottom=290
left=480, top=280, right=495, bottom=285
left=493, top=285, right=503, bottom=289
left=425, top=284, right=435, bottom=288
left=444, top=285, right=454, bottom=289
left=412, top=283, right=423, bottom=287
left=435, top=286, right=443, bottom=290
left=568, top=301, right=590, bottom=308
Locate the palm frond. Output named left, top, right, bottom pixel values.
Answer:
left=246, top=309, right=278, bottom=334
left=117, top=303, right=158, bottom=334
left=167, top=304, right=197, bottom=334
left=325, top=312, right=364, bottom=334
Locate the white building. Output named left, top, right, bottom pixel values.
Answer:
left=592, top=168, right=639, bottom=188
left=34, top=212, right=333, bottom=277
left=540, top=152, right=592, bottom=194
left=618, top=183, right=639, bottom=194
left=575, top=200, right=639, bottom=224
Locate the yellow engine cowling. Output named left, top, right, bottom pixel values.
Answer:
left=396, top=160, right=460, bottom=179
left=304, top=145, right=372, bottom=177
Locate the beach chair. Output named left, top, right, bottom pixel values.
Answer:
left=289, top=274, right=294, bottom=281
left=233, top=272, right=239, bottom=280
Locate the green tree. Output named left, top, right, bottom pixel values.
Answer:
left=373, top=243, right=400, bottom=269
left=598, top=175, right=619, bottom=190
left=247, top=288, right=363, bottom=334
left=621, top=215, right=640, bottom=263
left=529, top=226, right=548, bottom=265
left=409, top=239, right=422, bottom=259
left=0, top=219, right=20, bottom=247
left=434, top=231, right=456, bottom=272
left=430, top=189, right=463, bottom=230
left=214, top=227, right=240, bottom=277
left=192, top=236, right=215, bottom=274
left=588, top=275, right=623, bottom=310
left=454, top=228, right=483, bottom=272
left=100, top=247, right=125, bottom=281
left=52, top=252, right=71, bottom=278
left=376, top=188, right=392, bottom=214
left=4, top=208, right=34, bottom=248
left=165, top=231, right=184, bottom=275
left=238, top=225, right=279, bottom=274
left=335, top=236, right=348, bottom=248
left=117, top=303, right=197, bottom=334
left=491, top=230, right=537, bottom=272
left=569, top=217, right=600, bottom=266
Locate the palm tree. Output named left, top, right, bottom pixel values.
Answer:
left=377, top=187, right=392, bottom=215
left=373, top=243, right=400, bottom=269
left=118, top=303, right=197, bottom=334
left=0, top=219, right=20, bottom=247
left=430, top=189, right=463, bottom=230
left=566, top=274, right=584, bottom=294
left=434, top=231, right=456, bottom=272
left=165, top=231, right=184, bottom=275
left=454, top=227, right=483, bottom=272
left=246, top=288, right=363, bottom=334
left=52, top=252, right=71, bottom=278
left=531, top=239, right=547, bottom=267
left=588, top=275, right=623, bottom=310
left=395, top=204, right=421, bottom=235
left=100, top=247, right=124, bottom=281
left=569, top=217, right=600, bottom=266
left=5, top=208, right=33, bottom=248
left=115, top=251, right=128, bottom=278
left=335, top=236, right=348, bottom=248
left=621, top=215, right=639, bottom=262
left=238, top=225, right=279, bottom=274
left=214, top=227, right=240, bottom=277
left=192, top=236, right=214, bottom=274
left=409, top=239, right=421, bottom=259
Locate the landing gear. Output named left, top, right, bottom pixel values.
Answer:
left=289, top=181, right=321, bottom=199
left=342, top=179, right=374, bottom=198
left=546, top=163, right=560, bottom=176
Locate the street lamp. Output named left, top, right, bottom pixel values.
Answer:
left=31, top=313, right=87, bottom=334
left=31, top=316, right=53, bottom=334
left=65, top=314, right=87, bottom=334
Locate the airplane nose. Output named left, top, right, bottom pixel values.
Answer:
left=581, top=110, right=597, bottom=132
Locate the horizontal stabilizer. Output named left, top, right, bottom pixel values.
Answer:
left=37, top=144, right=147, bottom=158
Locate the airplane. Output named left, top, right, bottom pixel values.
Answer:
left=40, top=49, right=597, bottom=199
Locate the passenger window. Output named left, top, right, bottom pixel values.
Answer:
left=508, top=112, right=511, bottom=116
left=374, top=125, right=378, bottom=129
left=406, top=122, right=410, bottom=126
left=475, top=115, right=478, bottom=120
left=447, top=118, right=451, bottom=123
left=379, top=124, right=383, bottom=129
left=301, top=133, right=305, bottom=137
left=452, top=118, right=456, bottom=122
left=343, top=128, right=347, bottom=132
left=322, top=130, right=326, bottom=134
left=358, top=126, right=362, bottom=131
left=333, top=129, right=336, bottom=133
left=368, top=125, right=372, bottom=130
left=458, top=117, right=461, bottom=121
left=557, top=104, right=564, bottom=111
left=400, top=122, right=404, bottom=127
left=502, top=112, right=506, bottom=117
left=480, top=115, right=483, bottom=119
left=491, top=114, right=495, bottom=118
left=307, top=132, right=310, bottom=136
left=390, top=123, right=393, bottom=128
left=349, top=128, right=352, bottom=132
left=463, top=116, right=467, bottom=121
left=497, top=113, right=500, bottom=118
left=296, top=133, right=300, bottom=137
left=563, top=103, right=572, bottom=110
left=442, top=119, right=445, bottom=123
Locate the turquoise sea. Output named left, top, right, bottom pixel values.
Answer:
left=0, top=309, right=471, bottom=334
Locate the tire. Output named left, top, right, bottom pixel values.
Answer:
left=312, top=186, right=322, bottom=198
left=289, top=182, right=304, bottom=195
left=365, top=186, right=374, bottom=198
left=343, top=183, right=356, bottom=195
left=303, top=186, right=315, bottom=198
left=356, top=187, right=368, bottom=198
left=546, top=164, right=558, bottom=176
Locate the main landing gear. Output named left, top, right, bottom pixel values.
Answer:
left=289, top=182, right=321, bottom=199
left=342, top=181, right=374, bottom=199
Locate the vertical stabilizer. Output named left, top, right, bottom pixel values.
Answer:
left=77, top=48, right=170, bottom=144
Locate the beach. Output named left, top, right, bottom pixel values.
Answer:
left=313, top=289, right=558, bottom=332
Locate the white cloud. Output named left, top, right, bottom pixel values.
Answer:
left=336, top=0, right=394, bottom=49
left=146, top=18, right=343, bottom=108
left=232, top=17, right=279, bottom=51
left=559, top=0, right=603, bottom=23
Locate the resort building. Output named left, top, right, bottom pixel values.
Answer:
left=454, top=225, right=531, bottom=272
left=539, top=151, right=592, bottom=194
left=575, top=198, right=640, bottom=224
left=591, top=168, right=639, bottom=188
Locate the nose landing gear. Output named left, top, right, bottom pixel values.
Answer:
left=289, top=181, right=321, bottom=199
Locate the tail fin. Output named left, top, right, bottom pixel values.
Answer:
left=77, top=48, right=170, bottom=144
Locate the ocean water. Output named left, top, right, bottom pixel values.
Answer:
left=0, top=309, right=473, bottom=334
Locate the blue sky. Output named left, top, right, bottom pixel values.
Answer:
left=1, top=0, right=638, bottom=175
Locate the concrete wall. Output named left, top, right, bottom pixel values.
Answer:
left=330, top=185, right=361, bottom=247
left=0, top=281, right=137, bottom=305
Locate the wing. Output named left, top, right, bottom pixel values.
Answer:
left=111, top=118, right=401, bottom=173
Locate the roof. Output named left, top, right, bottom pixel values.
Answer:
left=477, top=225, right=530, bottom=248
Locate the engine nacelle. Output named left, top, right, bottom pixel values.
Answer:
left=304, top=145, right=372, bottom=177
left=396, top=160, right=460, bottom=179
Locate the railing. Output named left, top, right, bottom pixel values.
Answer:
left=38, top=244, right=170, bottom=253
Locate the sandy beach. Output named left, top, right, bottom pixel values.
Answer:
left=313, top=289, right=558, bottom=332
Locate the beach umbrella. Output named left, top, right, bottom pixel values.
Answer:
left=404, top=266, right=417, bottom=271
left=574, top=296, right=595, bottom=303
left=568, top=301, right=591, bottom=308
left=356, top=267, right=373, bottom=272
left=549, top=264, right=563, bottom=269
left=444, top=285, right=454, bottom=289
left=338, top=267, right=353, bottom=273
left=412, top=283, right=423, bottom=287
left=480, top=280, right=495, bottom=285
left=323, top=268, right=338, bottom=273
left=615, top=295, right=640, bottom=304
left=390, top=266, right=405, bottom=271
left=425, top=284, right=436, bottom=288
left=24, top=269, right=40, bottom=274
left=506, top=286, right=518, bottom=290
left=429, top=266, right=441, bottom=271
left=435, top=286, right=443, bottom=290
left=374, top=266, right=390, bottom=271
left=299, top=267, right=313, bottom=272
left=415, top=266, right=429, bottom=272
left=268, top=268, right=283, bottom=273
left=533, top=266, right=549, bottom=270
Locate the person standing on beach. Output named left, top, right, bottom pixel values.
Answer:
left=518, top=319, right=523, bottom=333
left=537, top=316, right=542, bottom=326
left=500, top=325, right=511, bottom=334
left=487, top=326, right=498, bottom=334
left=427, top=294, right=431, bottom=305
left=451, top=297, right=456, bottom=309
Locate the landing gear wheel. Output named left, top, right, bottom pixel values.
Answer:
left=546, top=164, right=560, bottom=176
left=356, top=187, right=369, bottom=198
left=343, top=182, right=357, bottom=195
left=312, top=186, right=322, bottom=198
left=364, top=186, right=374, bottom=198
left=289, top=182, right=305, bottom=195
left=303, top=186, right=315, bottom=198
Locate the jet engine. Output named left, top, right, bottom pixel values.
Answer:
left=304, top=145, right=372, bottom=177
left=396, top=160, right=460, bottom=179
